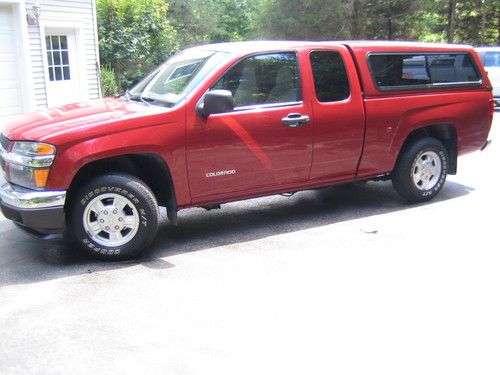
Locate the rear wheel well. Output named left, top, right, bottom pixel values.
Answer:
left=399, top=124, right=457, bottom=175
left=66, top=154, right=177, bottom=223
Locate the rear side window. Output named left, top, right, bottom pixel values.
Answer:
left=310, top=51, right=350, bottom=102
left=368, top=53, right=481, bottom=90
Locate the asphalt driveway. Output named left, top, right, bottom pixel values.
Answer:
left=0, top=115, right=499, bottom=375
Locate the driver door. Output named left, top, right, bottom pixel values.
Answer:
left=186, top=51, right=313, bottom=199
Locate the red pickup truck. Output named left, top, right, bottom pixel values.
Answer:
left=0, top=41, right=494, bottom=259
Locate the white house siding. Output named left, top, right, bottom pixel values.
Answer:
left=25, top=0, right=100, bottom=110
left=0, top=4, right=24, bottom=119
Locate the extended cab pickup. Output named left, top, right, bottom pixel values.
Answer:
left=0, top=41, right=494, bottom=259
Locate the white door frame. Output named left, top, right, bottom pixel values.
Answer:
left=0, top=0, right=35, bottom=113
left=40, top=20, right=89, bottom=107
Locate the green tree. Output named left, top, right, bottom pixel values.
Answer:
left=418, top=0, right=499, bottom=45
left=96, top=0, right=500, bottom=94
left=168, top=0, right=256, bottom=47
left=97, top=0, right=178, bottom=91
left=253, top=0, right=424, bottom=41
left=208, top=0, right=256, bottom=42
left=168, top=0, right=219, bottom=47
left=454, top=0, right=500, bottom=45
left=361, top=0, right=421, bottom=40
left=256, top=0, right=350, bottom=40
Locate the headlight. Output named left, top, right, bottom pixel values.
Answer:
left=0, top=141, right=56, bottom=190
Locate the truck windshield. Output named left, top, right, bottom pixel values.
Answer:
left=128, top=50, right=227, bottom=107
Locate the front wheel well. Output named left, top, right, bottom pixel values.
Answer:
left=398, top=124, right=457, bottom=175
left=66, top=154, right=177, bottom=224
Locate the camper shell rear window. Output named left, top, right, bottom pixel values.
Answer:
left=368, top=52, right=482, bottom=91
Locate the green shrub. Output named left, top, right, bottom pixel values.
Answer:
left=100, top=64, right=119, bottom=97
left=97, top=0, right=178, bottom=91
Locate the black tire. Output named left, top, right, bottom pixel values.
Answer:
left=69, top=173, right=159, bottom=260
left=392, top=137, right=448, bottom=203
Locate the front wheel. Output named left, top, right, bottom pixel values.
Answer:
left=69, top=173, right=160, bottom=260
left=392, top=137, right=448, bottom=203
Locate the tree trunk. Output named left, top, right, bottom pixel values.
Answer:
left=480, top=0, right=486, bottom=45
left=113, top=62, right=122, bottom=92
left=498, top=5, right=500, bottom=45
left=446, top=0, right=456, bottom=43
left=352, top=0, right=360, bottom=38
left=387, top=18, right=393, bottom=40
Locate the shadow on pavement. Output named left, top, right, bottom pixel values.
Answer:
left=0, top=180, right=474, bottom=287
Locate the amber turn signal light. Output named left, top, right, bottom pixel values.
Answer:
left=34, top=168, right=50, bottom=188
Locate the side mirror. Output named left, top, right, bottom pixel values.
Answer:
left=196, top=89, right=234, bottom=117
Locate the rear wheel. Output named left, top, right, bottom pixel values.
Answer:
left=69, top=173, right=159, bottom=260
left=392, top=137, right=448, bottom=203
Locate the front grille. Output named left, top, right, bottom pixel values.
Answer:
left=0, top=134, right=10, bottom=151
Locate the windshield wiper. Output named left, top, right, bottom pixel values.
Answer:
left=125, top=90, right=175, bottom=108
left=126, top=90, right=151, bottom=106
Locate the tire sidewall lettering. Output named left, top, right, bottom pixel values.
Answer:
left=78, top=184, right=150, bottom=255
left=71, top=174, right=159, bottom=259
left=412, top=147, right=447, bottom=198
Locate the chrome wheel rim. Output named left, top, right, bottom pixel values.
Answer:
left=412, top=151, right=442, bottom=191
left=83, top=193, right=140, bottom=247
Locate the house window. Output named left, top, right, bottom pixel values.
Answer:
left=45, top=35, right=71, bottom=81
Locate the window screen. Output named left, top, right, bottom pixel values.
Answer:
left=212, top=52, right=301, bottom=108
left=368, top=53, right=481, bottom=90
left=310, top=51, right=350, bottom=102
left=46, top=35, right=71, bottom=81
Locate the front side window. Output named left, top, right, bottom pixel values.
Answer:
left=368, top=53, right=481, bottom=90
left=212, top=52, right=301, bottom=108
left=310, top=50, right=350, bottom=102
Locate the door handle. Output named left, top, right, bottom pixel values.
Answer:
left=281, top=113, right=310, bottom=128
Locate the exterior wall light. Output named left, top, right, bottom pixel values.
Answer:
left=26, top=4, right=41, bottom=26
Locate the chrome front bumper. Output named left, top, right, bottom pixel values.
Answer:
left=0, top=175, right=66, bottom=209
left=0, top=174, right=67, bottom=236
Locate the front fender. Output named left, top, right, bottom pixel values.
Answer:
left=46, top=121, right=190, bottom=206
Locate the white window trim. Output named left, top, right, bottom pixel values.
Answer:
left=39, top=19, right=90, bottom=106
left=90, top=0, right=101, bottom=98
left=0, top=0, right=35, bottom=113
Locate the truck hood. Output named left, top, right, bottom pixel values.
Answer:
left=2, top=98, right=169, bottom=144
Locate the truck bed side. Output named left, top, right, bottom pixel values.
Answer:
left=345, top=43, right=493, bottom=179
